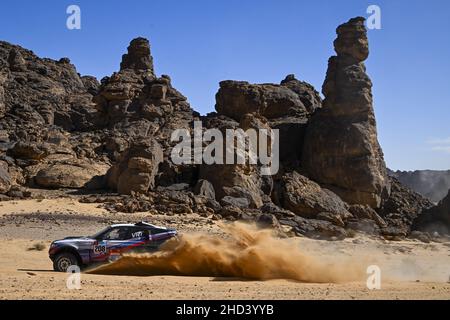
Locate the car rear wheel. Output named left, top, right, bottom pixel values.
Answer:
left=53, top=253, right=79, bottom=272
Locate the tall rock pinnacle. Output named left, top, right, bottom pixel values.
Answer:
left=302, top=17, right=390, bottom=208
left=120, top=37, right=155, bottom=74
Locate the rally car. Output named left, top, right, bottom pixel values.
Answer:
left=49, top=222, right=177, bottom=272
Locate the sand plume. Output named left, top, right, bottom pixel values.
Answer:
left=89, top=222, right=365, bottom=283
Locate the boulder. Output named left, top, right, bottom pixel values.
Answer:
left=9, top=141, right=50, bottom=160
left=199, top=112, right=267, bottom=209
left=255, top=213, right=281, bottom=229
left=302, top=17, right=390, bottom=208
left=156, top=160, right=198, bottom=187
left=200, top=163, right=264, bottom=208
left=349, top=204, right=386, bottom=227
left=219, top=205, right=244, bottom=220
left=107, top=138, right=163, bottom=195
left=273, top=171, right=351, bottom=219
left=35, top=160, right=109, bottom=189
left=215, top=80, right=308, bottom=121
left=316, top=212, right=345, bottom=227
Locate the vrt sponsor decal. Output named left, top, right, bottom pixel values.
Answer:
left=132, top=231, right=144, bottom=238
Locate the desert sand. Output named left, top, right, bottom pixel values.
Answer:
left=0, top=198, right=449, bottom=300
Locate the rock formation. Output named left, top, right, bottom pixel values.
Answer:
left=35, top=159, right=109, bottom=189
left=215, top=78, right=320, bottom=122
left=107, top=138, right=163, bottom=195
left=93, top=38, right=198, bottom=189
left=0, top=17, right=444, bottom=240
left=302, top=17, right=390, bottom=208
left=120, top=37, right=155, bottom=73
left=0, top=41, right=97, bottom=132
left=413, top=189, right=450, bottom=234
left=273, top=171, right=351, bottom=220
left=379, top=177, right=433, bottom=238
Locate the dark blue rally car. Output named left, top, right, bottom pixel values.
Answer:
left=49, top=222, right=177, bottom=272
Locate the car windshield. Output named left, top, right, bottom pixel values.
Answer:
left=90, top=227, right=111, bottom=239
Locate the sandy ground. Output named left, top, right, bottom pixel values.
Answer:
left=0, top=198, right=449, bottom=300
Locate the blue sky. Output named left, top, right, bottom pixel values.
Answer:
left=0, top=0, right=449, bottom=171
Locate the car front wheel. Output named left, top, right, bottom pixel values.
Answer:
left=53, top=253, right=79, bottom=272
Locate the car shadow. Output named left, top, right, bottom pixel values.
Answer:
left=17, top=268, right=55, bottom=273
left=210, top=277, right=257, bottom=282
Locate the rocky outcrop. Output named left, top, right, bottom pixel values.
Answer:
left=302, top=17, right=390, bottom=208
left=107, top=139, right=163, bottom=195
left=413, top=189, right=450, bottom=234
left=0, top=19, right=445, bottom=241
left=211, top=75, right=320, bottom=170
left=380, top=178, right=433, bottom=238
left=91, top=38, right=198, bottom=191
left=0, top=41, right=98, bottom=132
left=93, top=39, right=197, bottom=187
left=200, top=162, right=264, bottom=209
left=94, top=38, right=194, bottom=137
left=198, top=112, right=271, bottom=209
left=273, top=171, right=351, bottom=220
left=35, top=160, right=109, bottom=189
left=280, top=74, right=322, bottom=114
left=120, top=37, right=155, bottom=73
left=0, top=40, right=113, bottom=196
left=215, top=79, right=317, bottom=122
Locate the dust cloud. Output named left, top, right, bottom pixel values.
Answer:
left=88, top=222, right=366, bottom=283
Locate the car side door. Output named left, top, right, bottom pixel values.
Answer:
left=103, top=227, right=135, bottom=261
left=125, top=227, right=152, bottom=254
left=91, top=227, right=130, bottom=262
left=91, top=228, right=116, bottom=262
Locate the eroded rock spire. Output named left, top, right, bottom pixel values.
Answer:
left=120, top=37, right=154, bottom=74
left=302, top=17, right=390, bottom=208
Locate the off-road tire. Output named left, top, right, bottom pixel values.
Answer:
left=53, top=252, right=79, bottom=272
